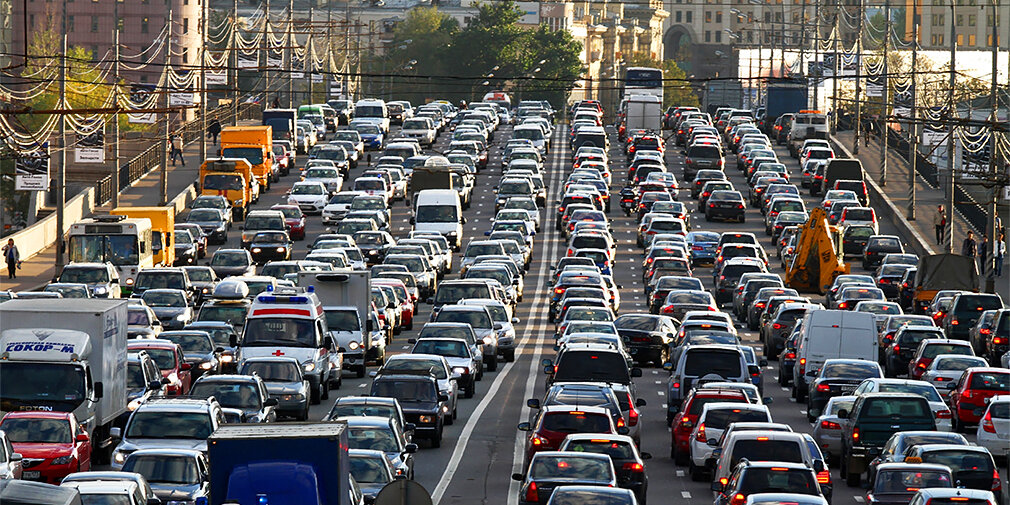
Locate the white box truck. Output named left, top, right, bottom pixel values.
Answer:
left=0, top=299, right=129, bottom=463
left=297, top=271, right=381, bottom=378
left=792, top=309, right=877, bottom=399
left=624, top=94, right=662, bottom=132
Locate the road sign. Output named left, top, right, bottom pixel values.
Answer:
left=373, top=479, right=432, bottom=505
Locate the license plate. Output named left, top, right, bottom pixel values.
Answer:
left=840, top=387, right=855, bottom=393
left=23, top=471, right=41, bottom=479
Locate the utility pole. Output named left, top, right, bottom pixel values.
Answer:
left=232, top=0, right=239, bottom=126
left=778, top=2, right=785, bottom=78
left=908, top=0, right=918, bottom=220
left=985, top=0, right=999, bottom=289
left=199, top=0, right=208, bottom=164
left=161, top=10, right=172, bottom=206
left=55, top=4, right=68, bottom=274
left=853, top=0, right=863, bottom=156
left=831, top=12, right=839, bottom=133
left=286, top=0, right=293, bottom=108
left=111, top=6, right=121, bottom=209
left=811, top=0, right=818, bottom=110
left=944, top=0, right=956, bottom=252
left=263, top=0, right=271, bottom=110
left=880, top=0, right=890, bottom=187
left=306, top=6, right=313, bottom=104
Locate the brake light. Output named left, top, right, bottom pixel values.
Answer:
left=936, top=409, right=952, bottom=419
left=798, top=358, right=806, bottom=375
left=531, top=434, right=549, bottom=447
left=785, top=352, right=796, bottom=360
left=524, top=482, right=538, bottom=503
left=817, top=470, right=831, bottom=484
left=852, top=427, right=860, bottom=442
left=755, top=302, right=766, bottom=309
left=554, top=288, right=564, bottom=294
left=982, top=409, right=997, bottom=433
left=993, top=469, right=1002, bottom=491
left=892, top=344, right=900, bottom=353
left=837, top=302, right=847, bottom=309
left=616, top=416, right=626, bottom=428
left=951, top=318, right=959, bottom=325
left=628, top=407, right=639, bottom=426
left=772, top=323, right=782, bottom=330
left=820, top=420, right=841, bottom=430
left=622, top=462, right=645, bottom=472
left=695, top=423, right=707, bottom=442
left=879, top=278, right=891, bottom=284
left=993, top=337, right=1004, bottom=344
left=730, top=493, right=746, bottom=505
left=680, top=416, right=693, bottom=428
left=817, top=383, right=831, bottom=392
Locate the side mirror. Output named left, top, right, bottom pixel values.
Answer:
left=527, top=398, right=541, bottom=409
left=617, top=426, right=630, bottom=435
left=517, top=422, right=532, bottom=431
left=181, top=363, right=193, bottom=371
left=484, top=231, right=491, bottom=236
left=541, top=358, right=552, bottom=367
left=438, top=394, right=449, bottom=402
left=264, top=398, right=279, bottom=407
left=709, top=440, right=721, bottom=449
left=461, top=217, right=467, bottom=224
left=367, top=320, right=374, bottom=331
left=512, top=473, right=524, bottom=482
left=214, top=346, right=225, bottom=354
left=229, top=335, right=238, bottom=347
left=837, top=408, right=849, bottom=419
left=630, top=367, right=643, bottom=378
left=404, top=443, right=418, bottom=454
left=148, top=380, right=163, bottom=391
left=806, top=370, right=817, bottom=377
left=161, top=377, right=171, bottom=385
left=640, top=452, right=653, bottom=460
left=493, top=323, right=504, bottom=331
left=368, top=371, right=378, bottom=378
left=635, top=398, right=647, bottom=408
left=426, top=297, right=434, bottom=304
left=759, top=359, right=768, bottom=367
left=763, top=397, right=774, bottom=404
left=543, top=365, right=554, bottom=374
left=409, top=217, right=416, bottom=225
left=404, top=423, right=416, bottom=432
left=94, top=382, right=104, bottom=399
left=110, top=427, right=122, bottom=439
left=407, top=338, right=417, bottom=344
left=663, top=362, right=673, bottom=371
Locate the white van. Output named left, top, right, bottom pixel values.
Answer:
left=412, top=189, right=466, bottom=251
left=353, top=98, right=390, bottom=133
left=792, top=310, right=877, bottom=400
left=624, top=94, right=662, bottom=131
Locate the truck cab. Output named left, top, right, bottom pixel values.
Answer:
left=220, top=126, right=274, bottom=190
left=238, top=288, right=334, bottom=405
left=198, top=158, right=257, bottom=221
left=109, top=207, right=175, bottom=268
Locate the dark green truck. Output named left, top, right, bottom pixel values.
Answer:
left=838, top=392, right=936, bottom=487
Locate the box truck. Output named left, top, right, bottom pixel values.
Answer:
left=296, top=271, right=378, bottom=378
left=0, top=299, right=129, bottom=463
left=624, top=94, right=662, bottom=132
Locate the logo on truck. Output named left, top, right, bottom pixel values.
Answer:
left=5, top=341, right=76, bottom=353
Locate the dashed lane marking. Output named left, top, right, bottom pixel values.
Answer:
left=657, top=391, right=665, bottom=396
left=676, top=470, right=685, bottom=477
left=682, top=492, right=692, bottom=499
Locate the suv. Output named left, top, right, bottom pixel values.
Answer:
left=669, top=387, right=750, bottom=461
left=110, top=397, right=225, bottom=470
left=131, top=268, right=193, bottom=300
left=839, top=393, right=937, bottom=486
left=517, top=405, right=620, bottom=468
left=712, top=460, right=825, bottom=505
left=543, top=343, right=643, bottom=393
left=942, top=293, right=1004, bottom=341
left=369, top=372, right=448, bottom=446
left=666, top=344, right=750, bottom=410
left=713, top=431, right=825, bottom=494
left=188, top=374, right=278, bottom=424
left=57, top=262, right=121, bottom=298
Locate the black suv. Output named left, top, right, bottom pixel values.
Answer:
left=542, top=343, right=642, bottom=394
left=613, top=314, right=677, bottom=367
left=839, top=393, right=936, bottom=487
left=712, top=460, right=826, bottom=505
left=370, top=372, right=449, bottom=446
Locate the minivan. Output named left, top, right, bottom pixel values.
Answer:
left=665, top=344, right=750, bottom=410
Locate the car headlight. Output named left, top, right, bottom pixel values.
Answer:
left=276, top=247, right=286, bottom=252
left=482, top=336, right=494, bottom=345
left=200, top=362, right=213, bottom=370
left=51, top=455, right=74, bottom=465
left=348, top=341, right=360, bottom=350
left=370, top=249, right=379, bottom=255
left=175, top=314, right=188, bottom=321
left=418, top=415, right=434, bottom=424
left=303, top=362, right=316, bottom=372
left=113, top=451, right=127, bottom=464
left=94, top=286, right=107, bottom=295
left=233, top=199, right=243, bottom=205
left=221, top=355, right=233, bottom=363
left=452, top=367, right=467, bottom=375
left=126, top=278, right=134, bottom=285
left=252, top=247, right=261, bottom=253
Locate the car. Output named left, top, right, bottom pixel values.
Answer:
left=172, top=229, right=199, bottom=266
left=369, top=372, right=448, bottom=447
left=157, top=330, right=223, bottom=381
left=110, top=397, right=224, bottom=470
left=139, top=289, right=193, bottom=330
left=705, top=190, right=747, bottom=222
left=948, top=367, right=1010, bottom=430
left=512, top=451, right=618, bottom=505
left=975, top=395, right=1010, bottom=461
left=688, top=402, right=772, bottom=480
left=865, top=463, right=953, bottom=505
left=120, top=448, right=210, bottom=505
left=812, top=395, right=856, bottom=461
left=187, top=208, right=230, bottom=244
left=905, top=487, right=999, bottom=505
left=668, top=387, right=751, bottom=460
left=60, top=471, right=159, bottom=504
left=907, top=339, right=973, bottom=380
left=209, top=248, right=255, bottom=278
left=712, top=461, right=827, bottom=505
left=518, top=405, right=623, bottom=468
left=248, top=231, right=293, bottom=264
left=862, top=235, right=905, bottom=269
left=903, top=444, right=1002, bottom=502
left=0, top=412, right=91, bottom=483
left=127, top=339, right=193, bottom=396
left=852, top=378, right=953, bottom=431
left=61, top=480, right=148, bottom=505
left=188, top=374, right=278, bottom=424
left=269, top=204, right=306, bottom=240
left=806, top=359, right=883, bottom=422
left=558, top=434, right=649, bottom=502
left=866, top=431, right=968, bottom=484
left=839, top=393, right=937, bottom=487
left=349, top=449, right=397, bottom=503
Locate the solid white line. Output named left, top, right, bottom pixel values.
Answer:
left=432, top=130, right=564, bottom=505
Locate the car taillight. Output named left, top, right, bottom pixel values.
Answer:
left=695, top=423, right=706, bottom=442
left=785, top=352, right=795, bottom=360
left=992, top=469, right=1002, bottom=491
left=531, top=434, right=549, bottom=447
left=554, top=288, right=564, bottom=294
left=772, top=323, right=783, bottom=330
left=852, top=427, right=860, bottom=442
left=837, top=302, right=847, bottom=309
left=817, top=383, right=831, bottom=392
left=680, top=416, right=693, bottom=429
left=798, top=358, right=806, bottom=374
left=982, top=409, right=997, bottom=432
left=892, top=344, right=900, bottom=353
left=820, top=420, right=841, bottom=430
left=628, top=407, right=639, bottom=426
left=623, top=462, right=645, bottom=472
left=524, top=482, right=538, bottom=503
left=817, top=470, right=831, bottom=484
left=951, top=318, right=959, bottom=325
left=936, top=409, right=952, bottom=419
left=730, top=493, right=746, bottom=505
left=662, top=305, right=675, bottom=314
left=993, top=337, right=1004, bottom=344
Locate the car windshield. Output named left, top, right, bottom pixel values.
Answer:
left=189, top=209, right=223, bottom=222
left=874, top=470, right=951, bottom=492
left=142, top=291, right=187, bottom=307
left=703, top=408, right=768, bottom=429
left=59, top=267, right=109, bottom=283
left=198, top=305, right=247, bottom=326
left=190, top=382, right=261, bottom=408
left=350, top=456, right=391, bottom=484
left=417, top=205, right=458, bottom=223
left=564, top=439, right=635, bottom=460
left=161, top=333, right=212, bottom=353
left=412, top=339, right=469, bottom=358
left=822, top=362, right=880, bottom=379
left=347, top=427, right=399, bottom=452
left=292, top=184, right=324, bottom=195
left=922, top=344, right=972, bottom=359
left=123, top=455, right=200, bottom=484
left=684, top=350, right=743, bottom=377
left=221, top=147, right=263, bottom=165
left=730, top=440, right=805, bottom=468
left=128, top=308, right=151, bottom=326
left=371, top=379, right=437, bottom=403
left=125, top=411, right=213, bottom=438
left=542, top=411, right=612, bottom=434
left=135, top=273, right=185, bottom=290
left=934, top=357, right=986, bottom=370
left=860, top=398, right=929, bottom=418
left=211, top=252, right=249, bottom=266
left=739, top=468, right=818, bottom=495
left=613, top=315, right=660, bottom=331
left=0, top=418, right=71, bottom=443
left=922, top=450, right=994, bottom=473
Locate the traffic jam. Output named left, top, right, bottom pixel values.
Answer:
left=0, top=95, right=1007, bottom=505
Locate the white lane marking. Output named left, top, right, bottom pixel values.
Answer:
left=654, top=380, right=662, bottom=384
left=657, top=391, right=665, bottom=396
left=676, top=470, right=685, bottom=477
left=651, top=370, right=658, bottom=375
left=401, top=345, right=410, bottom=350
left=358, top=383, right=366, bottom=388
left=682, top=492, right=692, bottom=499
left=854, top=497, right=865, bottom=503
left=434, top=130, right=564, bottom=505
left=782, top=387, right=790, bottom=392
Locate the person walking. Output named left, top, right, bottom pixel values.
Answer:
left=169, top=134, right=185, bottom=166
left=933, top=205, right=945, bottom=245
left=962, top=230, right=977, bottom=258
left=208, top=119, right=222, bottom=146
left=979, top=235, right=989, bottom=273
left=2, top=238, right=19, bottom=279
left=995, top=232, right=1005, bottom=277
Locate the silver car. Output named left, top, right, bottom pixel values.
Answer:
left=811, top=395, right=855, bottom=460
left=920, top=354, right=988, bottom=392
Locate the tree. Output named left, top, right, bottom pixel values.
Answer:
left=626, top=52, right=699, bottom=109
left=514, top=25, right=584, bottom=106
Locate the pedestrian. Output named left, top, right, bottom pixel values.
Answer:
left=996, top=232, right=1005, bottom=277
left=962, top=230, right=977, bottom=258
left=169, top=134, right=185, bottom=166
left=980, top=234, right=988, bottom=273
left=208, top=119, right=221, bottom=146
left=933, top=205, right=945, bottom=245
left=2, top=238, right=19, bottom=279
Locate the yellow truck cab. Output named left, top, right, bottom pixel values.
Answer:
left=110, top=206, right=176, bottom=267
left=199, top=158, right=258, bottom=221
left=220, top=126, right=275, bottom=190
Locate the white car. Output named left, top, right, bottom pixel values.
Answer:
left=852, top=378, right=953, bottom=431
left=688, top=402, right=771, bottom=479
left=303, top=166, right=344, bottom=195
left=321, top=191, right=366, bottom=224
left=920, top=354, right=988, bottom=391
left=287, top=181, right=329, bottom=215
left=400, top=118, right=437, bottom=146
left=975, top=394, right=1010, bottom=460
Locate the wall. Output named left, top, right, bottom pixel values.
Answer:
left=0, top=188, right=95, bottom=274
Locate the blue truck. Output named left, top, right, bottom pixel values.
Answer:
left=763, top=79, right=809, bottom=133
left=207, top=423, right=350, bottom=505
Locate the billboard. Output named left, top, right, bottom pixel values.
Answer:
left=128, top=84, right=156, bottom=124
left=517, top=1, right=540, bottom=24
left=74, top=128, right=105, bottom=163
left=15, top=146, right=50, bottom=191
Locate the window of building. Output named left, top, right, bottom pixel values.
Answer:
left=68, top=15, right=74, bottom=31
left=956, top=14, right=963, bottom=25
left=716, top=11, right=722, bottom=22
left=675, top=11, right=682, bottom=22
left=141, top=17, right=149, bottom=33
left=182, top=49, right=188, bottom=63
left=29, top=14, right=34, bottom=27
left=764, top=11, right=771, bottom=22
left=90, top=46, right=98, bottom=60
left=715, top=30, right=722, bottom=42
left=705, top=30, right=711, bottom=42
left=968, top=34, right=976, bottom=45
left=968, top=14, right=975, bottom=26
left=747, top=31, right=753, bottom=42
left=91, top=15, right=98, bottom=32
left=686, top=11, right=692, bottom=22
left=957, top=33, right=963, bottom=45
left=705, top=11, right=712, bottom=22
left=183, top=18, right=189, bottom=33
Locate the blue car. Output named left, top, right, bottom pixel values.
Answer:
left=686, top=231, right=720, bottom=266
left=354, top=123, right=385, bottom=149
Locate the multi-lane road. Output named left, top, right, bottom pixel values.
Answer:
left=182, top=117, right=1005, bottom=505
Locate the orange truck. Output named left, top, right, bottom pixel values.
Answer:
left=219, top=125, right=275, bottom=190
left=198, top=158, right=258, bottom=221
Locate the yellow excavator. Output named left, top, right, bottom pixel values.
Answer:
left=785, top=207, right=850, bottom=294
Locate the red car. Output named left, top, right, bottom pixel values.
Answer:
left=669, top=388, right=749, bottom=465
left=271, top=204, right=307, bottom=241
left=127, top=340, right=192, bottom=396
left=0, top=412, right=91, bottom=483
left=519, top=405, right=619, bottom=468
left=948, top=367, right=1010, bottom=428
left=373, top=278, right=414, bottom=331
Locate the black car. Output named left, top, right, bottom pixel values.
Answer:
left=189, top=374, right=278, bottom=423
left=807, top=359, right=883, bottom=422
left=712, top=460, right=826, bottom=505
left=614, top=313, right=677, bottom=366
left=119, top=350, right=167, bottom=428
left=866, top=463, right=954, bottom=505
left=173, top=229, right=199, bottom=266
left=354, top=231, right=397, bottom=264
left=512, top=452, right=618, bottom=505
left=369, top=372, right=448, bottom=447
left=862, top=235, right=904, bottom=269
left=875, top=264, right=912, bottom=300
left=249, top=231, right=293, bottom=264
left=778, top=330, right=800, bottom=385
left=158, top=330, right=224, bottom=380
left=559, top=435, right=650, bottom=502
left=185, top=321, right=239, bottom=373
left=705, top=190, right=746, bottom=223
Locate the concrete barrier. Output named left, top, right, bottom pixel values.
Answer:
left=167, top=181, right=198, bottom=217
left=829, top=136, right=936, bottom=258
left=0, top=188, right=96, bottom=275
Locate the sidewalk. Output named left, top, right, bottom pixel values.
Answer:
left=0, top=127, right=249, bottom=292
left=831, top=130, right=1009, bottom=299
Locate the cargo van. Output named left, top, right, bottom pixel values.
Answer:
left=792, top=310, right=877, bottom=399
left=411, top=189, right=466, bottom=250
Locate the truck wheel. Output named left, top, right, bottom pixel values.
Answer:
left=796, top=385, right=807, bottom=402
left=506, top=349, right=516, bottom=362
left=431, top=424, right=443, bottom=448
left=299, top=406, right=310, bottom=421
left=845, top=467, right=861, bottom=487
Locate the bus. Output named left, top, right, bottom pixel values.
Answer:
left=623, top=67, right=664, bottom=103
left=68, top=215, right=154, bottom=295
